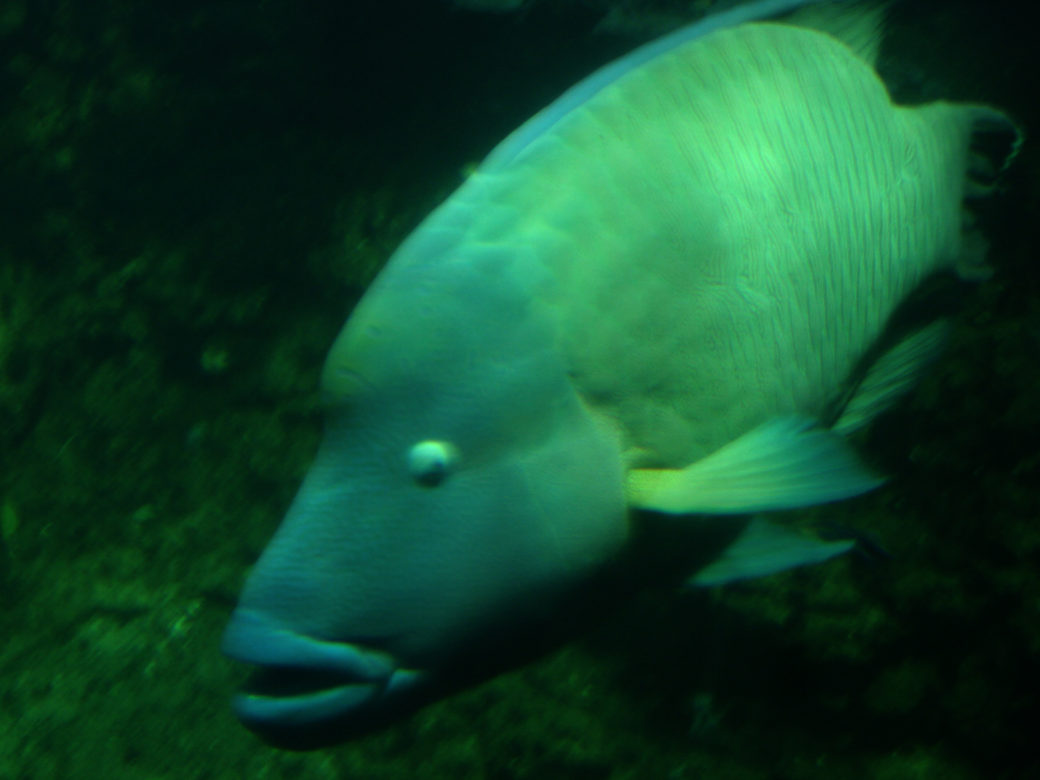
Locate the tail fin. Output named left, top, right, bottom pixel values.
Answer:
left=911, top=101, right=1023, bottom=281
left=955, top=106, right=1023, bottom=280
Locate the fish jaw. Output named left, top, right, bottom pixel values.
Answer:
left=222, top=608, right=429, bottom=747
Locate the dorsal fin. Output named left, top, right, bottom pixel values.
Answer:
left=480, top=0, right=834, bottom=174
left=787, top=1, right=888, bottom=66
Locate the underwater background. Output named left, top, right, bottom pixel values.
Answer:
left=0, top=0, right=1037, bottom=777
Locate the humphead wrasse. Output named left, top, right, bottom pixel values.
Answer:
left=222, top=0, right=1021, bottom=747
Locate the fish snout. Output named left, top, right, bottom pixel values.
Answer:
left=222, top=609, right=427, bottom=746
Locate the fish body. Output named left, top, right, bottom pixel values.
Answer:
left=222, top=0, right=1020, bottom=747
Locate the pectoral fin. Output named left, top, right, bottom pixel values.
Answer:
left=626, top=417, right=882, bottom=515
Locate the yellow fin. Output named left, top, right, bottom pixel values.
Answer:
left=627, top=418, right=882, bottom=515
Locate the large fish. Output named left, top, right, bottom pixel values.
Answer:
left=222, top=0, right=1020, bottom=747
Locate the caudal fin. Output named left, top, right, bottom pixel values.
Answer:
left=956, top=106, right=1024, bottom=279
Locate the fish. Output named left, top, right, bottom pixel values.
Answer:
left=221, top=0, right=1021, bottom=748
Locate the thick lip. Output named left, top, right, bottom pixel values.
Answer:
left=222, top=609, right=426, bottom=729
left=222, top=608, right=396, bottom=681
left=230, top=667, right=429, bottom=730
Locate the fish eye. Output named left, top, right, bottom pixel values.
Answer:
left=407, top=440, right=457, bottom=487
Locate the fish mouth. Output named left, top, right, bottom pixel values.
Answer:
left=222, top=609, right=427, bottom=743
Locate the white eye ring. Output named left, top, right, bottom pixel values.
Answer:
left=407, top=440, right=458, bottom=487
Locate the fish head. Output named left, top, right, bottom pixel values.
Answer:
left=222, top=245, right=627, bottom=746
